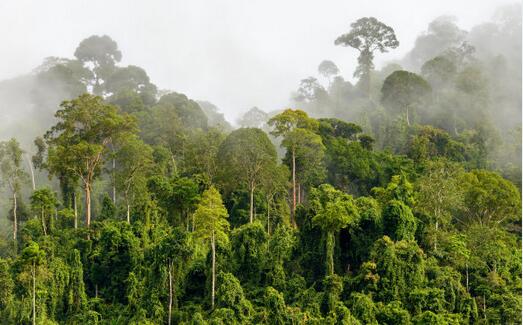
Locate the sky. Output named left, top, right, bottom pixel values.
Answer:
left=0, top=0, right=514, bottom=122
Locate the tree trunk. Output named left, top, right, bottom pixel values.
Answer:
left=85, top=183, right=91, bottom=228
left=405, top=106, right=411, bottom=126
left=32, top=261, right=36, bottom=325
left=483, top=295, right=487, bottom=321
left=365, top=63, right=371, bottom=99
left=434, top=220, right=438, bottom=251
left=211, top=231, right=216, bottom=310
left=168, top=260, right=173, bottom=325
left=249, top=184, right=255, bottom=223
left=127, top=204, right=131, bottom=224
left=73, top=192, right=78, bottom=229
left=13, top=192, right=17, bottom=241
left=41, top=208, right=47, bottom=236
left=466, top=263, right=469, bottom=292
left=326, top=232, right=335, bottom=276
left=26, top=155, right=36, bottom=191
left=291, top=147, right=296, bottom=227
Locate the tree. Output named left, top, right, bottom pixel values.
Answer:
left=171, top=177, right=200, bottom=230
left=43, top=94, right=136, bottom=229
left=294, top=77, right=327, bottom=103
left=20, top=242, right=46, bottom=325
left=153, top=228, right=192, bottom=325
left=0, top=138, right=28, bottom=241
left=421, top=56, right=457, bottom=89
left=237, top=107, right=269, bottom=129
left=268, top=109, right=323, bottom=225
left=114, top=136, right=153, bottom=223
left=198, top=101, right=233, bottom=131
left=193, top=186, right=229, bottom=309
left=318, top=60, right=339, bottom=86
left=415, top=160, right=464, bottom=250
left=215, top=272, right=253, bottom=322
left=381, top=70, right=432, bottom=126
left=74, top=35, right=122, bottom=94
left=335, top=17, right=399, bottom=96
left=230, top=221, right=268, bottom=284
left=182, top=128, right=225, bottom=183
left=310, top=184, right=359, bottom=275
left=155, top=92, right=208, bottom=131
left=459, top=170, right=521, bottom=227
left=33, top=136, right=79, bottom=222
left=105, top=65, right=157, bottom=103
left=218, top=128, right=277, bottom=223
left=260, top=164, right=290, bottom=234
left=263, top=287, right=288, bottom=324
left=30, top=188, right=58, bottom=236
left=382, top=200, right=417, bottom=241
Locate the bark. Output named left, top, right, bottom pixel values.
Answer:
left=297, top=183, right=301, bottom=205
left=13, top=192, right=17, bottom=241
left=405, top=106, right=411, bottom=126
left=41, top=208, right=47, bottom=236
left=127, top=204, right=131, bottom=224
left=26, top=155, right=36, bottom=191
left=32, top=261, right=36, bottom=325
left=73, top=192, right=78, bottom=229
left=483, top=295, right=487, bottom=320
left=434, top=220, right=438, bottom=251
left=326, top=232, right=335, bottom=276
left=466, top=263, right=469, bottom=292
left=85, top=183, right=91, bottom=228
left=291, top=147, right=296, bottom=227
left=168, top=260, right=173, bottom=325
left=211, top=231, right=216, bottom=309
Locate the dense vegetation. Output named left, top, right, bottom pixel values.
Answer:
left=0, top=9, right=521, bottom=325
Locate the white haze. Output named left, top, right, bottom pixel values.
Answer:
left=0, top=0, right=514, bottom=123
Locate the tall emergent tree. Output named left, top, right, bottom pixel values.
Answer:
left=74, top=35, right=122, bottom=95
left=310, top=184, right=359, bottom=276
left=153, top=229, right=192, bottom=325
left=381, top=70, right=432, bottom=126
left=20, top=242, right=45, bottom=325
left=318, top=60, right=340, bottom=86
left=268, top=109, right=323, bottom=226
left=0, top=138, right=28, bottom=241
left=193, top=186, right=229, bottom=310
left=415, top=160, right=464, bottom=250
left=43, top=94, right=136, bottom=228
left=335, top=17, right=399, bottom=96
left=30, top=188, right=58, bottom=236
left=114, top=135, right=153, bottom=223
left=217, top=128, right=277, bottom=223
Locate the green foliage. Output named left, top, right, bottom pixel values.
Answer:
left=381, top=70, right=432, bottom=125
left=0, top=21, right=521, bottom=324
left=335, top=17, right=399, bottom=94
left=98, top=193, right=116, bottom=221
left=310, top=184, right=359, bottom=275
left=230, top=221, right=267, bottom=285
left=382, top=200, right=417, bottom=241
left=215, top=272, right=252, bottom=322
left=369, top=237, right=425, bottom=302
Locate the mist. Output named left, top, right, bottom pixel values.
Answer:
left=0, top=1, right=516, bottom=124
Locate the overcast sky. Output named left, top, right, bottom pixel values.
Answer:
left=0, top=0, right=514, bottom=121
